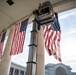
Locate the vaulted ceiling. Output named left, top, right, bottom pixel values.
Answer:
left=0, top=0, right=76, bottom=33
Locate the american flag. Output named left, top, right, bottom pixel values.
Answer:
left=0, top=31, right=6, bottom=59
left=10, top=19, right=28, bottom=55
left=43, top=13, right=62, bottom=62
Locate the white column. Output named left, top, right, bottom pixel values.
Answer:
left=0, top=25, right=15, bottom=75
left=36, top=26, right=45, bottom=75
left=13, top=68, right=15, bottom=75
left=19, top=70, right=20, bottom=75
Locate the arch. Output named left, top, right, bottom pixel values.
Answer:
left=56, top=67, right=67, bottom=75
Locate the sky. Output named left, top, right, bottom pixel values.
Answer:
left=11, top=8, right=76, bottom=72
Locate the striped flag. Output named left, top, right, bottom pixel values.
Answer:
left=43, top=13, right=62, bottom=62
left=0, top=31, right=6, bottom=59
left=10, top=19, right=28, bottom=55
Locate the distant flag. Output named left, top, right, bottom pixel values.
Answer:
left=43, top=13, right=62, bottom=62
left=10, top=19, right=28, bottom=55
left=0, top=31, right=6, bottom=59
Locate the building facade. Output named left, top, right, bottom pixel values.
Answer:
left=45, top=63, right=72, bottom=75
left=9, top=62, right=76, bottom=75
left=9, top=62, right=26, bottom=75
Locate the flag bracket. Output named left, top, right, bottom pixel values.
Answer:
left=35, top=17, right=54, bottom=30
left=31, top=30, right=38, bottom=33
left=28, top=44, right=37, bottom=47
left=26, top=61, right=36, bottom=64
left=33, top=1, right=54, bottom=30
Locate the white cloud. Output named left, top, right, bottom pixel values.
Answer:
left=59, top=10, right=76, bottom=19
left=62, top=29, right=76, bottom=36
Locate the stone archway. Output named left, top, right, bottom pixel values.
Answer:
left=56, top=67, right=66, bottom=75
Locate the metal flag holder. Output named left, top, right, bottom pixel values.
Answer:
left=33, top=1, right=55, bottom=30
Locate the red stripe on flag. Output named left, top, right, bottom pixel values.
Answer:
left=43, top=25, right=61, bottom=62
left=10, top=23, right=26, bottom=55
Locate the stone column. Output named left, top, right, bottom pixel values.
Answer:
left=0, top=25, right=15, bottom=75
left=36, top=26, right=45, bottom=75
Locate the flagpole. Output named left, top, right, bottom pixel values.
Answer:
left=26, top=20, right=37, bottom=75
left=26, top=19, right=45, bottom=75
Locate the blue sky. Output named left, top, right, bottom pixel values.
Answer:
left=11, top=8, right=76, bottom=72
